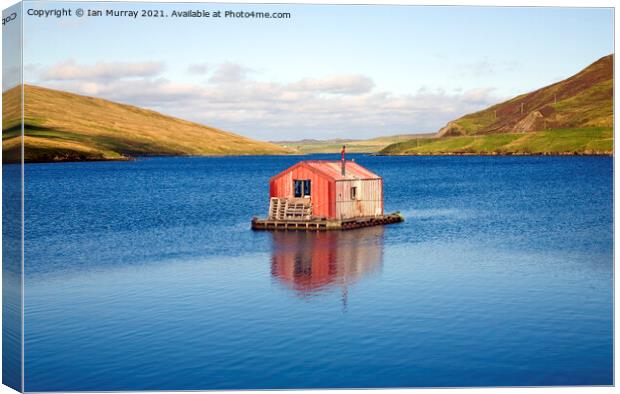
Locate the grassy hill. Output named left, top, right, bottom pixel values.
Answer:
left=2, top=85, right=294, bottom=163
left=274, top=133, right=434, bottom=154
left=380, top=127, right=612, bottom=156
left=381, top=54, right=613, bottom=155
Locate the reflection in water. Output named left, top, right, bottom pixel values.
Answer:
left=270, top=227, right=385, bottom=305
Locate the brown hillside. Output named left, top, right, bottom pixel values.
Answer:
left=2, top=85, right=294, bottom=163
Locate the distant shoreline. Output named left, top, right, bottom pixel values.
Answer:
left=3, top=152, right=296, bottom=165
left=4, top=151, right=612, bottom=164
left=376, top=151, right=613, bottom=157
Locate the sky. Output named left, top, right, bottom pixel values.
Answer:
left=12, top=1, right=616, bottom=140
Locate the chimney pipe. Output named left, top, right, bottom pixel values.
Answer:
left=341, top=145, right=346, bottom=176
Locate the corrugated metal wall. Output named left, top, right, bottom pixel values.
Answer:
left=335, top=179, right=383, bottom=219
left=269, top=165, right=335, bottom=218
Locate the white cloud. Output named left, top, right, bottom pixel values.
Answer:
left=209, top=63, right=253, bottom=84
left=30, top=60, right=501, bottom=140
left=186, top=63, right=210, bottom=75
left=292, top=74, right=374, bottom=95
left=40, top=60, right=165, bottom=81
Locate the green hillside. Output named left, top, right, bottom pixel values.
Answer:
left=381, top=54, right=613, bottom=156
left=380, top=128, right=612, bottom=156
left=2, top=85, right=294, bottom=163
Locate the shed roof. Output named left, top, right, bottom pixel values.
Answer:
left=271, top=160, right=381, bottom=182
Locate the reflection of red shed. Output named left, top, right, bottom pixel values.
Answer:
left=269, top=160, right=383, bottom=220
left=270, top=227, right=384, bottom=294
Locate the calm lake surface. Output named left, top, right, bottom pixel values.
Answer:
left=22, top=155, right=612, bottom=390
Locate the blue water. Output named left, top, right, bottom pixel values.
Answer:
left=21, top=155, right=612, bottom=390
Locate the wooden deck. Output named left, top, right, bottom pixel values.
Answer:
left=251, top=213, right=404, bottom=231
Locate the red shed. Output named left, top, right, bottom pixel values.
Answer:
left=268, top=159, right=383, bottom=220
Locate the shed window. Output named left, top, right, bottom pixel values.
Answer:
left=294, top=180, right=303, bottom=197
left=304, top=180, right=311, bottom=196
left=294, top=179, right=311, bottom=197
left=351, top=186, right=357, bottom=200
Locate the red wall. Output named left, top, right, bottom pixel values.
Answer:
left=269, top=164, right=335, bottom=218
